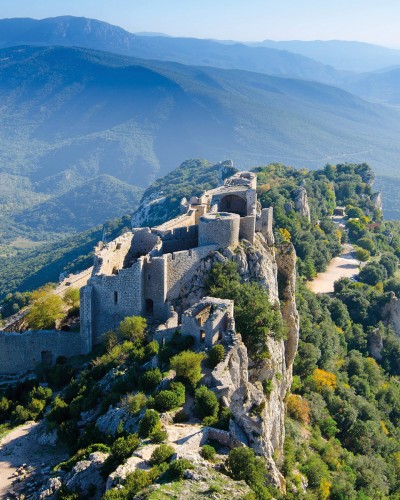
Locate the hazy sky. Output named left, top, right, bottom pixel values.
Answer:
left=2, top=0, right=400, bottom=48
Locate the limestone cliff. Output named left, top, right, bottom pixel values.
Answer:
left=294, top=186, right=311, bottom=221
left=382, top=292, right=400, bottom=337
left=177, top=234, right=299, bottom=488
left=371, top=191, right=383, bottom=212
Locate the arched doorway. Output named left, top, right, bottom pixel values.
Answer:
left=219, top=195, right=247, bottom=216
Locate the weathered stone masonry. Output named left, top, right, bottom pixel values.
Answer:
left=81, top=171, right=275, bottom=345
left=0, top=171, right=274, bottom=374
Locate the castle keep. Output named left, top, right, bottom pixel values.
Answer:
left=80, top=171, right=274, bottom=347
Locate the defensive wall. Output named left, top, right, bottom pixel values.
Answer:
left=80, top=171, right=275, bottom=345
left=0, top=329, right=90, bottom=374
left=0, top=170, right=275, bottom=374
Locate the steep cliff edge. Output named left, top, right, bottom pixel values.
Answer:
left=176, top=234, right=299, bottom=488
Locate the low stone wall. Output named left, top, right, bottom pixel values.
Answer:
left=0, top=330, right=89, bottom=374
left=55, top=267, right=93, bottom=296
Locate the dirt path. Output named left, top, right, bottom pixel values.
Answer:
left=307, top=244, right=359, bottom=294
left=0, top=422, right=67, bottom=499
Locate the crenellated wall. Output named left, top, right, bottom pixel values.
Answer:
left=94, top=233, right=134, bottom=276
left=166, top=245, right=218, bottom=305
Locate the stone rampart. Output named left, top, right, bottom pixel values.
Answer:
left=131, top=228, right=161, bottom=258
left=239, top=216, right=256, bottom=243
left=155, top=210, right=196, bottom=231
left=156, top=225, right=199, bottom=254
left=199, top=213, right=240, bottom=248
left=94, top=233, right=134, bottom=276
left=0, top=330, right=89, bottom=374
left=88, top=259, right=144, bottom=342
left=166, top=246, right=217, bottom=304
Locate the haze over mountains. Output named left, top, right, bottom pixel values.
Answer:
left=251, top=40, right=400, bottom=72
left=1, top=14, right=400, bottom=255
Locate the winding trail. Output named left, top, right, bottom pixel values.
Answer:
left=307, top=243, right=359, bottom=294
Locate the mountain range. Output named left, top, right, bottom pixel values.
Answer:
left=1, top=14, right=400, bottom=257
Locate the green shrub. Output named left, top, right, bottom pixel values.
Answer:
left=207, top=344, right=225, bottom=368
left=103, top=469, right=152, bottom=499
left=170, top=350, right=205, bottom=387
left=154, top=390, right=182, bottom=412
left=168, top=458, right=193, bottom=479
left=149, top=444, right=175, bottom=465
left=145, top=340, right=160, bottom=358
left=138, top=409, right=161, bottom=438
left=118, top=316, right=147, bottom=344
left=170, top=381, right=185, bottom=405
left=111, top=434, right=140, bottom=463
left=47, top=396, right=70, bottom=424
left=153, top=382, right=185, bottom=412
left=140, top=368, right=162, bottom=392
left=121, top=392, right=147, bottom=416
left=194, top=386, right=219, bottom=419
left=200, top=444, right=216, bottom=461
left=202, top=415, right=218, bottom=427
left=215, top=406, right=231, bottom=430
left=262, top=379, right=273, bottom=398
left=11, top=405, right=30, bottom=424
left=150, top=428, right=168, bottom=444
left=227, top=447, right=271, bottom=499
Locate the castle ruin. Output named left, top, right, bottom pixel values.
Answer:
left=80, top=171, right=274, bottom=348
left=0, top=171, right=274, bottom=374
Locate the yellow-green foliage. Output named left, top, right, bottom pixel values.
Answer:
left=25, top=289, right=64, bottom=329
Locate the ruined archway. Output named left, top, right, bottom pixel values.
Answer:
left=218, top=194, right=247, bottom=216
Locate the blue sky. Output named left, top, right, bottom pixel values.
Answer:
left=1, top=0, right=400, bottom=47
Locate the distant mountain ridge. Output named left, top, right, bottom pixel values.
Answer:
left=2, top=45, right=400, bottom=184
left=250, top=39, right=400, bottom=72
left=0, top=16, right=345, bottom=85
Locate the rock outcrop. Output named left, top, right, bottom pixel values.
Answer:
left=381, top=292, right=400, bottom=337
left=63, top=452, right=109, bottom=499
left=177, top=234, right=298, bottom=489
left=368, top=327, right=384, bottom=361
left=371, top=191, right=383, bottom=211
left=294, top=186, right=311, bottom=221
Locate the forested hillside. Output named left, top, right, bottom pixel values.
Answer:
left=2, top=43, right=400, bottom=253
left=0, top=16, right=345, bottom=84
left=255, top=163, right=400, bottom=497
left=2, top=162, right=400, bottom=498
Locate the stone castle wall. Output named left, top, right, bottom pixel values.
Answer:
left=89, top=260, right=145, bottom=343
left=157, top=225, right=199, bottom=254
left=198, top=213, right=240, bottom=248
left=165, top=245, right=217, bottom=305
left=94, top=233, right=134, bottom=276
left=0, top=330, right=90, bottom=374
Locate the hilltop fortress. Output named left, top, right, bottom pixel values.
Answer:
left=81, top=171, right=274, bottom=347
left=0, top=171, right=276, bottom=374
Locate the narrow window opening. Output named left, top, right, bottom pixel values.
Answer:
left=146, top=299, right=154, bottom=315
left=114, top=291, right=118, bottom=305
